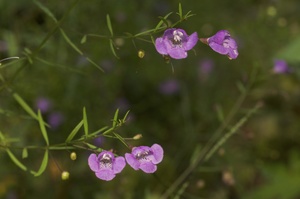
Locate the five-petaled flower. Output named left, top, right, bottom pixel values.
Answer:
left=125, top=144, right=164, bottom=173
left=201, top=30, right=238, bottom=60
left=155, top=28, right=198, bottom=59
left=88, top=151, right=126, bottom=181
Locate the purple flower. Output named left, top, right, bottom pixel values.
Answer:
left=201, top=30, right=238, bottom=59
left=48, top=112, right=64, bottom=129
left=35, top=97, right=52, bottom=113
left=273, top=59, right=290, bottom=73
left=159, top=79, right=180, bottom=95
left=125, top=144, right=163, bottom=173
left=155, top=28, right=198, bottom=59
left=88, top=151, right=126, bottom=181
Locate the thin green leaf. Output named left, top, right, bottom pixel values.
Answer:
left=81, top=35, right=87, bottom=44
left=60, top=29, right=83, bottom=55
left=48, top=146, right=76, bottom=150
left=155, top=12, right=173, bottom=30
left=85, top=142, right=98, bottom=149
left=38, top=110, right=49, bottom=145
left=109, top=39, right=119, bottom=59
left=0, top=131, right=5, bottom=140
left=22, top=148, right=28, bottom=159
left=215, top=104, right=224, bottom=123
left=178, top=3, right=183, bottom=19
left=83, top=107, right=88, bottom=136
left=134, top=28, right=158, bottom=37
left=6, top=149, right=27, bottom=171
left=65, top=120, right=83, bottom=142
left=122, top=110, right=130, bottom=122
left=31, top=150, right=49, bottom=177
left=89, top=126, right=109, bottom=137
left=13, top=93, right=38, bottom=120
left=85, top=57, right=105, bottom=72
left=113, top=132, right=128, bottom=147
left=113, top=109, right=119, bottom=128
left=106, top=14, right=113, bottom=36
left=33, top=0, right=57, bottom=23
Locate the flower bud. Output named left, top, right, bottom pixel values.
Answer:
left=138, top=50, right=145, bottom=58
left=133, top=134, right=142, bottom=140
left=61, top=171, right=70, bottom=180
left=70, top=152, right=77, bottom=160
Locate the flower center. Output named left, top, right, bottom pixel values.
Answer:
left=135, top=150, right=152, bottom=162
left=99, top=153, right=113, bottom=169
left=171, top=30, right=184, bottom=46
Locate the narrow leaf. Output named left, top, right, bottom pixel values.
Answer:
left=22, top=148, right=28, bottom=159
left=109, top=39, right=119, bottom=59
left=155, top=12, right=173, bottom=30
left=113, top=109, right=119, bottom=128
left=83, top=107, right=88, bottom=136
left=90, top=126, right=109, bottom=137
left=122, top=110, right=130, bottom=122
left=13, top=93, right=39, bottom=120
left=215, top=104, right=224, bottom=123
left=85, top=142, right=98, bottom=149
left=85, top=57, right=105, bottom=72
left=38, top=110, right=49, bottom=145
left=178, top=3, right=183, bottom=19
left=31, top=150, right=49, bottom=177
left=81, top=35, right=87, bottom=44
left=0, top=131, right=5, bottom=140
left=65, top=120, right=83, bottom=142
left=106, top=14, right=113, bottom=36
left=113, top=132, right=128, bottom=147
left=60, top=29, right=83, bottom=55
left=33, top=0, right=57, bottom=23
left=6, top=149, right=27, bottom=171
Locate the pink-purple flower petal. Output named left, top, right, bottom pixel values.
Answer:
left=155, top=28, right=198, bottom=59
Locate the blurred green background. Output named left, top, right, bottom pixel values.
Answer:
left=1, top=0, right=300, bottom=198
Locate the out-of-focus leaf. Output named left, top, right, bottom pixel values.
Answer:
left=60, top=29, right=83, bottom=55
left=6, top=149, right=27, bottom=171
left=65, top=120, right=83, bottom=142
left=85, top=57, right=105, bottom=72
left=13, top=93, right=39, bottom=121
left=81, top=35, right=87, bottom=44
left=22, top=148, right=28, bottom=159
left=106, top=14, right=113, bottom=36
left=109, top=39, right=119, bottom=59
left=31, top=150, right=49, bottom=177
left=33, top=0, right=57, bottom=23
left=276, top=36, right=300, bottom=63
left=38, top=110, right=49, bottom=146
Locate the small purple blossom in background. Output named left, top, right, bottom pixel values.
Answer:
left=159, top=79, right=180, bottom=95
left=273, top=59, right=291, bottom=74
left=125, top=144, right=163, bottom=173
left=48, top=112, right=64, bottom=129
left=155, top=28, right=198, bottom=59
left=35, top=97, right=52, bottom=113
left=198, top=58, right=214, bottom=81
left=200, top=30, right=238, bottom=60
left=88, top=151, right=126, bottom=181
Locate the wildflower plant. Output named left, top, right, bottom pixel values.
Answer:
left=2, top=1, right=289, bottom=198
